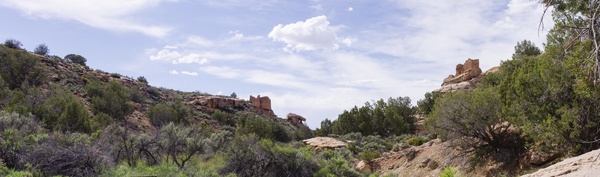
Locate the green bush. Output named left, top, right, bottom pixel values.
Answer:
left=237, top=114, right=291, bottom=142
left=0, top=45, right=47, bottom=90
left=64, top=54, right=87, bottom=66
left=0, top=111, right=44, bottom=169
left=440, top=166, right=459, bottom=177
left=406, top=137, right=427, bottom=146
left=3, top=39, right=22, bottom=49
left=86, top=80, right=134, bottom=120
left=136, top=76, right=148, bottom=84
left=148, top=103, right=179, bottom=127
left=33, top=43, right=49, bottom=55
left=221, top=135, right=319, bottom=177
left=212, top=110, right=236, bottom=126
left=359, top=151, right=380, bottom=162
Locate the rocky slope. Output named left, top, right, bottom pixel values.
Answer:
left=38, top=53, right=307, bottom=130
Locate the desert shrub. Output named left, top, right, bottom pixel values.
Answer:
left=26, top=133, right=112, bottom=177
left=221, top=135, right=319, bottom=177
left=292, top=125, right=313, bottom=140
left=33, top=43, right=49, bottom=55
left=158, top=123, right=212, bottom=168
left=313, top=148, right=362, bottom=177
left=406, top=136, right=428, bottom=146
left=34, top=87, right=92, bottom=133
left=136, top=76, right=148, bottom=84
left=3, top=39, right=22, bottom=49
left=148, top=103, right=178, bottom=127
left=212, top=110, right=236, bottom=126
left=237, top=114, right=291, bottom=142
left=440, top=166, right=459, bottom=177
left=100, top=124, right=160, bottom=166
left=0, top=111, right=44, bottom=169
left=110, top=73, right=121, bottom=78
left=86, top=80, right=134, bottom=120
left=64, top=54, right=87, bottom=66
left=359, top=151, right=380, bottom=162
left=0, top=45, right=47, bottom=90
left=91, top=113, right=113, bottom=130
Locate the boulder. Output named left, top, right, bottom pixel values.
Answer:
left=287, top=113, right=306, bottom=127
left=303, top=137, right=347, bottom=150
left=356, top=160, right=371, bottom=172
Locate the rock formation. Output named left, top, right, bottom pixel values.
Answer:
left=435, top=58, right=499, bottom=93
left=303, top=137, right=347, bottom=151
left=201, top=96, right=245, bottom=110
left=286, top=113, right=306, bottom=127
left=249, top=95, right=275, bottom=116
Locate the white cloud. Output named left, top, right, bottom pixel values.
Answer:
left=200, top=66, right=240, bottom=79
left=227, top=31, right=263, bottom=41
left=0, top=0, right=174, bottom=37
left=180, top=71, right=199, bottom=76
left=172, top=54, right=209, bottom=65
left=150, top=48, right=181, bottom=61
left=268, top=15, right=342, bottom=51
left=169, top=70, right=198, bottom=76
left=187, top=35, right=214, bottom=47
left=347, top=7, right=353, bottom=11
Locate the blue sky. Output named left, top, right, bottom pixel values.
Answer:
left=0, top=0, right=553, bottom=129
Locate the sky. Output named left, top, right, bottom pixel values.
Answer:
left=0, top=0, right=554, bottom=129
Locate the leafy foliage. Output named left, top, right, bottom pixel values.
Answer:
left=148, top=103, right=179, bottom=127
left=327, top=97, right=415, bottom=137
left=136, top=76, right=148, bottom=84
left=86, top=80, right=134, bottom=120
left=0, top=45, right=47, bottom=90
left=511, top=40, right=541, bottom=59
left=220, top=135, right=319, bottom=177
left=33, top=43, right=49, bottom=55
left=426, top=88, right=511, bottom=150
left=237, top=114, right=292, bottom=142
left=64, top=54, right=87, bottom=66
left=3, top=39, right=22, bottom=49
left=417, top=91, right=441, bottom=115
left=0, top=111, right=44, bottom=169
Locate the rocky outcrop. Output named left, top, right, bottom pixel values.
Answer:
left=249, top=95, right=274, bottom=116
left=435, top=58, right=499, bottom=93
left=522, top=148, right=600, bottom=177
left=201, top=96, right=245, bottom=110
left=442, top=58, right=482, bottom=86
left=286, top=113, right=306, bottom=127
left=303, top=137, right=347, bottom=151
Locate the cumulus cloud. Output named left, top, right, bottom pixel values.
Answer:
left=268, top=15, right=343, bottom=51
left=0, top=0, right=174, bottom=37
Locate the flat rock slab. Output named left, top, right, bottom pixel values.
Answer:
left=303, top=137, right=347, bottom=150
left=522, top=149, right=600, bottom=177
